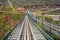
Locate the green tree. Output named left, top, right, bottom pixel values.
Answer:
left=3, top=6, right=13, bottom=12
left=44, top=16, right=53, bottom=23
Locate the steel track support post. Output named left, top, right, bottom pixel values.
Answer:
left=42, top=13, right=44, bottom=30
left=36, top=13, right=37, bottom=23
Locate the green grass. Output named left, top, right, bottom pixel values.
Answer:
left=37, top=22, right=42, bottom=28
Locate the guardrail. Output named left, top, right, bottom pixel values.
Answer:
left=28, top=15, right=54, bottom=40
